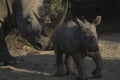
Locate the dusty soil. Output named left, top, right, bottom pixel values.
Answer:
left=0, top=33, right=120, bottom=80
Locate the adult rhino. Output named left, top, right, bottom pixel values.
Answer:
left=52, top=16, right=102, bottom=80
left=0, top=0, right=68, bottom=65
left=0, top=0, right=50, bottom=65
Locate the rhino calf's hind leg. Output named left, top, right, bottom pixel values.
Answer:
left=0, top=27, right=16, bottom=66
left=88, top=50, right=102, bottom=78
left=72, top=54, right=88, bottom=80
left=64, top=55, right=76, bottom=75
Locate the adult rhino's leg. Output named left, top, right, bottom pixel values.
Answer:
left=72, top=53, right=88, bottom=80
left=88, top=50, right=102, bottom=78
left=0, top=25, right=16, bottom=65
left=64, top=54, right=76, bottom=75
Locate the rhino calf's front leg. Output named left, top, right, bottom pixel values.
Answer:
left=88, top=50, right=102, bottom=78
left=55, top=50, right=66, bottom=77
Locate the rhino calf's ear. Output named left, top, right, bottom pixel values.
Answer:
left=93, top=16, right=101, bottom=26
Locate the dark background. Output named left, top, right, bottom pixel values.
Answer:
left=63, top=0, right=120, bottom=34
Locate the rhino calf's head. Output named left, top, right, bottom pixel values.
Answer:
left=77, top=16, right=101, bottom=52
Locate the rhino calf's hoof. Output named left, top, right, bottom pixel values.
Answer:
left=66, top=71, right=76, bottom=76
left=55, top=70, right=66, bottom=77
left=92, top=69, right=102, bottom=78
left=76, top=77, right=88, bottom=80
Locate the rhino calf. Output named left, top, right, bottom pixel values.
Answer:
left=52, top=16, right=102, bottom=80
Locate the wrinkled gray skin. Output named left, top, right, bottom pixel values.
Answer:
left=52, top=16, right=102, bottom=80
left=0, top=0, right=51, bottom=65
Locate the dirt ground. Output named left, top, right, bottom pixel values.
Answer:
left=0, top=33, right=120, bottom=80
